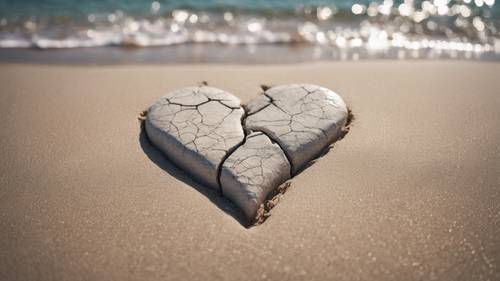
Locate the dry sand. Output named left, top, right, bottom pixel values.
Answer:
left=0, top=61, right=499, bottom=281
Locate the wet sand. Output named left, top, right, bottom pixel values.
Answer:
left=0, top=61, right=499, bottom=280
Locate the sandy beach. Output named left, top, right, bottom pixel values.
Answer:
left=0, top=61, right=499, bottom=280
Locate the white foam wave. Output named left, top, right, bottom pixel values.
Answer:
left=0, top=9, right=498, bottom=59
left=0, top=28, right=294, bottom=49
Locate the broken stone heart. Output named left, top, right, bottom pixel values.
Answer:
left=145, top=84, right=348, bottom=221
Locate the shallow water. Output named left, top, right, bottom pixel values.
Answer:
left=0, top=0, right=499, bottom=62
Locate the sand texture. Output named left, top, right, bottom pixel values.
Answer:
left=0, top=62, right=499, bottom=281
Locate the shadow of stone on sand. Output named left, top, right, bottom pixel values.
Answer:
left=138, top=123, right=249, bottom=227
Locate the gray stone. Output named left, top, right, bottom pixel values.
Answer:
left=145, top=86, right=245, bottom=189
left=245, top=84, right=348, bottom=174
left=220, top=132, right=291, bottom=219
left=145, top=84, right=348, bottom=221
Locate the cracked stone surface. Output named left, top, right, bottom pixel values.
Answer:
left=145, top=84, right=348, bottom=221
left=220, top=132, right=291, bottom=219
left=145, top=86, right=245, bottom=189
left=245, top=84, right=348, bottom=174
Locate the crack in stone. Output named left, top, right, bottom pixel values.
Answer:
left=160, top=95, right=242, bottom=155
left=218, top=129, right=291, bottom=221
left=245, top=129, right=294, bottom=176
left=215, top=106, right=294, bottom=197
left=216, top=109, right=249, bottom=196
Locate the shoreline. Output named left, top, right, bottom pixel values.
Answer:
left=1, top=44, right=499, bottom=65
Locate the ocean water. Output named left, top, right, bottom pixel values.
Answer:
left=0, top=0, right=499, bottom=62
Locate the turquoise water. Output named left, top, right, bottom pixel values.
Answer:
left=0, top=1, right=375, bottom=19
left=0, top=0, right=499, bottom=61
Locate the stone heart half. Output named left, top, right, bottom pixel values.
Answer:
left=145, top=84, right=348, bottom=221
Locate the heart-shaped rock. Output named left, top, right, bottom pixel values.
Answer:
left=145, top=84, right=348, bottom=221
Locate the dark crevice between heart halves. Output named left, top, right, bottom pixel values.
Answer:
left=212, top=102, right=295, bottom=226
left=215, top=109, right=249, bottom=198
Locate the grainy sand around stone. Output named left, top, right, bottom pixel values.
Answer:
left=0, top=62, right=499, bottom=281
